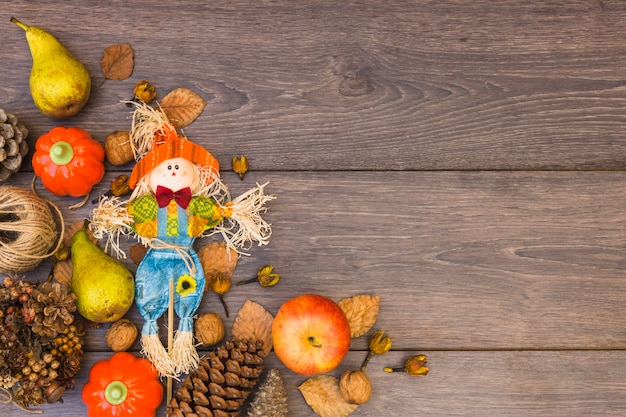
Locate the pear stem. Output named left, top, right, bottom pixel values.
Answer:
left=10, top=17, right=28, bottom=31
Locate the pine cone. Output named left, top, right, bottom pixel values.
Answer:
left=56, top=353, right=82, bottom=389
left=167, top=339, right=266, bottom=417
left=25, top=282, right=76, bottom=338
left=246, top=368, right=289, bottom=417
left=0, top=109, right=28, bottom=182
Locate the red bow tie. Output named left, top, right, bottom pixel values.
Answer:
left=155, top=186, right=192, bottom=209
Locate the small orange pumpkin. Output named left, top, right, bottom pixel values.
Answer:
left=32, top=126, right=105, bottom=197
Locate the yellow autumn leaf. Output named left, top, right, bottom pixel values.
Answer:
left=338, top=294, right=380, bottom=338
left=231, top=300, right=274, bottom=356
left=298, top=375, right=359, bottom=417
left=159, top=87, right=206, bottom=128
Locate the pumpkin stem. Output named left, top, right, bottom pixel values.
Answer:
left=104, top=380, right=128, bottom=405
left=49, top=141, right=74, bottom=165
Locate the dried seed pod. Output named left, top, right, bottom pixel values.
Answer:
left=104, top=130, right=134, bottom=165
left=194, top=312, right=225, bottom=346
left=210, top=275, right=232, bottom=317
left=133, top=79, right=157, bottom=103
left=105, top=318, right=138, bottom=351
left=110, top=174, right=132, bottom=197
left=236, top=264, right=280, bottom=287
left=232, top=155, right=249, bottom=180
left=384, top=354, right=429, bottom=376
left=339, top=370, right=372, bottom=405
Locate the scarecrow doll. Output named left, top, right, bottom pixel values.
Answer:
left=92, top=104, right=273, bottom=378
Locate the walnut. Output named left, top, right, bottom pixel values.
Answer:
left=339, top=370, right=372, bottom=405
left=104, top=131, right=133, bottom=165
left=105, top=318, right=138, bottom=351
left=194, top=312, right=225, bottom=346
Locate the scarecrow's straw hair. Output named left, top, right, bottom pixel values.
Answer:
left=124, top=100, right=175, bottom=161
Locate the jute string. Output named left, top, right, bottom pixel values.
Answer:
left=0, top=185, right=64, bottom=274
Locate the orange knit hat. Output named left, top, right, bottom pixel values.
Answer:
left=129, top=127, right=219, bottom=189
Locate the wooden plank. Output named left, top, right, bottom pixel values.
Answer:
left=6, top=170, right=626, bottom=351
left=2, top=2, right=626, bottom=416
left=8, top=350, right=626, bottom=417
left=1, top=1, right=626, bottom=170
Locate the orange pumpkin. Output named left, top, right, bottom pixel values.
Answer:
left=33, top=126, right=105, bottom=197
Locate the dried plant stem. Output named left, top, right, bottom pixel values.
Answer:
left=360, top=351, right=374, bottom=371
left=219, top=294, right=230, bottom=317
left=167, top=279, right=174, bottom=404
left=0, top=388, right=43, bottom=414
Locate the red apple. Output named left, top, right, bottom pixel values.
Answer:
left=272, top=293, right=351, bottom=376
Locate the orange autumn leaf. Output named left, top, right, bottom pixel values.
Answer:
left=338, top=294, right=380, bottom=338
left=101, top=44, right=134, bottom=80
left=298, top=375, right=359, bottom=417
left=231, top=300, right=274, bottom=356
left=159, top=87, right=206, bottom=128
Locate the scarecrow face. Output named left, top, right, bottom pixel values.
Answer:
left=148, top=157, right=196, bottom=192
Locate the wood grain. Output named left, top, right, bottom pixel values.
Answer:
left=13, top=170, right=626, bottom=352
left=3, top=1, right=626, bottom=170
left=1, top=1, right=626, bottom=416
left=23, top=351, right=626, bottom=417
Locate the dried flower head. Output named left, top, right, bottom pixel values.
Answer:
left=232, top=155, right=249, bottom=180
left=369, top=330, right=392, bottom=354
left=361, top=330, right=392, bottom=371
left=236, top=264, right=280, bottom=287
left=384, top=354, right=429, bottom=376
left=133, top=80, right=157, bottom=103
left=210, top=275, right=231, bottom=317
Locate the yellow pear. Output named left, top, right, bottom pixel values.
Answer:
left=11, top=17, right=91, bottom=118
left=70, top=227, right=135, bottom=323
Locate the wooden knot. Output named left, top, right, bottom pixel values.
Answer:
left=338, top=67, right=374, bottom=97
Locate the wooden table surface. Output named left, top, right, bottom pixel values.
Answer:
left=2, top=1, right=626, bottom=415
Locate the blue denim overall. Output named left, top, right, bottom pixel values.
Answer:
left=135, top=202, right=206, bottom=340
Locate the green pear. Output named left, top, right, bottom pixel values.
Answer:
left=70, top=228, right=134, bottom=323
left=11, top=17, right=91, bottom=119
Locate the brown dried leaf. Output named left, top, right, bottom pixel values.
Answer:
left=159, top=87, right=206, bottom=128
left=129, top=243, right=148, bottom=265
left=101, top=44, right=134, bottom=80
left=198, top=242, right=238, bottom=283
left=52, top=259, right=73, bottom=286
left=298, top=375, right=359, bottom=417
left=231, top=300, right=273, bottom=355
left=338, top=294, right=380, bottom=338
left=63, top=220, right=98, bottom=247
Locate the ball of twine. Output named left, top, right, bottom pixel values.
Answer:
left=0, top=185, right=64, bottom=274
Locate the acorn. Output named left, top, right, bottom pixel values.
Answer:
left=45, top=381, right=66, bottom=404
